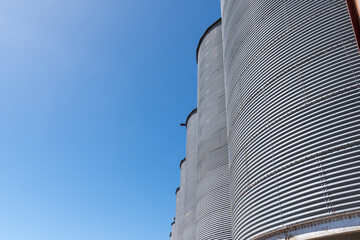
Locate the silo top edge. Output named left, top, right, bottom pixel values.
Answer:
left=196, top=18, right=222, bottom=63
left=185, top=108, right=197, bottom=127
left=180, top=158, right=186, bottom=169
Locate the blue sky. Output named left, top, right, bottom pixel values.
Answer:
left=0, top=0, right=220, bottom=239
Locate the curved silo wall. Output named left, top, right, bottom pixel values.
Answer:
left=174, top=187, right=180, bottom=240
left=170, top=221, right=175, bottom=240
left=183, top=110, right=198, bottom=240
left=221, top=1, right=360, bottom=239
left=175, top=157, right=187, bottom=240
left=196, top=19, right=232, bottom=240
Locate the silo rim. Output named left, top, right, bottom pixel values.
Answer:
left=185, top=108, right=197, bottom=128
left=180, top=158, right=186, bottom=169
left=196, top=18, right=222, bottom=63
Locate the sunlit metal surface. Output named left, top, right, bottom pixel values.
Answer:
left=174, top=157, right=186, bottom=240
left=183, top=110, right=198, bottom=240
left=170, top=221, right=175, bottom=240
left=221, top=1, right=360, bottom=239
left=196, top=19, right=232, bottom=240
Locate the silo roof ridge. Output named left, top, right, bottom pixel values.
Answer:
left=185, top=108, right=198, bottom=128
left=180, top=158, right=186, bottom=168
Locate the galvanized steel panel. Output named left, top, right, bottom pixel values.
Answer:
left=175, top=158, right=186, bottom=240
left=196, top=20, right=232, bottom=240
left=221, top=1, right=360, bottom=239
left=183, top=111, right=198, bottom=240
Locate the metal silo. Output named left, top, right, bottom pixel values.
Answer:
left=170, top=220, right=175, bottom=240
left=173, top=187, right=180, bottom=240
left=196, top=19, right=232, bottom=240
left=221, top=1, right=360, bottom=239
left=175, top=157, right=186, bottom=240
left=183, top=109, right=198, bottom=240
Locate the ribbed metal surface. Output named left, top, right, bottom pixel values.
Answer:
left=183, top=111, right=198, bottom=240
left=221, top=1, right=360, bottom=239
left=175, top=157, right=187, bottom=240
left=196, top=20, right=232, bottom=240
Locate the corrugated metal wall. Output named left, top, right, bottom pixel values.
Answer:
left=170, top=221, right=175, bottom=240
left=183, top=110, right=198, bottom=240
left=220, top=1, right=360, bottom=239
left=175, top=157, right=186, bottom=240
left=173, top=187, right=180, bottom=240
left=170, top=1, right=360, bottom=240
left=196, top=20, right=232, bottom=240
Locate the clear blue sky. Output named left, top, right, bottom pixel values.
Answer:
left=0, top=1, right=220, bottom=239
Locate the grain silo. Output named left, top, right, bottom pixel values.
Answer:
left=183, top=109, right=198, bottom=240
left=196, top=19, right=232, bottom=240
left=220, top=1, right=360, bottom=239
left=175, top=158, right=186, bottom=240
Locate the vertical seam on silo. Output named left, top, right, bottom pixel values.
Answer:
left=226, top=5, right=339, bottom=109
left=315, top=156, right=336, bottom=214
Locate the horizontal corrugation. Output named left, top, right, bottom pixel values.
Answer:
left=197, top=165, right=230, bottom=200
left=225, top=1, right=347, bottom=111
left=197, top=184, right=231, bottom=218
left=197, top=21, right=232, bottom=240
left=198, top=112, right=227, bottom=144
left=198, top=145, right=228, bottom=179
left=227, top=4, right=352, bottom=132
left=175, top=158, right=186, bottom=240
left=196, top=208, right=232, bottom=240
left=221, top=1, right=360, bottom=239
left=183, top=112, right=198, bottom=240
left=198, top=128, right=227, bottom=163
